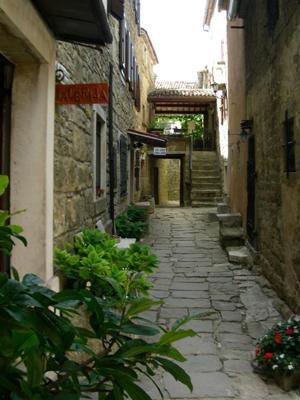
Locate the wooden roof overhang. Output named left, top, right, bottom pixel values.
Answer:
left=149, top=95, right=216, bottom=115
left=128, top=129, right=167, bottom=148
left=31, top=0, right=112, bottom=45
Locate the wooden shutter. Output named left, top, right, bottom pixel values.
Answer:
left=135, top=65, right=141, bottom=111
left=119, top=19, right=126, bottom=70
left=125, top=31, right=131, bottom=82
left=130, top=54, right=135, bottom=92
left=109, top=0, right=124, bottom=20
left=136, top=0, right=141, bottom=35
left=120, top=135, right=128, bottom=196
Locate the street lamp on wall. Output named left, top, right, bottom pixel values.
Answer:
left=240, top=119, right=253, bottom=142
left=211, top=81, right=219, bottom=94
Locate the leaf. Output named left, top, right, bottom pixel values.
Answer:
left=10, top=266, right=20, bottom=281
left=24, top=349, right=43, bottom=387
left=106, top=277, right=125, bottom=299
left=171, top=312, right=204, bottom=331
left=121, top=379, right=152, bottom=400
left=159, top=329, right=197, bottom=346
left=22, top=274, right=44, bottom=287
left=0, top=175, right=9, bottom=196
left=156, top=357, right=193, bottom=392
left=127, top=298, right=163, bottom=316
left=121, top=323, right=160, bottom=336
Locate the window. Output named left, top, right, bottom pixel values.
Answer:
left=125, top=31, right=132, bottom=82
left=93, top=105, right=107, bottom=199
left=135, top=65, right=141, bottom=110
left=283, top=110, right=296, bottom=176
left=267, top=0, right=279, bottom=33
left=120, top=135, right=128, bottom=196
left=109, top=0, right=124, bottom=20
left=119, top=19, right=126, bottom=72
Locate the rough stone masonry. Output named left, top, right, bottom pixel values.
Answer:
left=140, top=208, right=300, bottom=400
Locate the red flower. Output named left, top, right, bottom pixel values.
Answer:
left=285, top=327, right=294, bottom=335
left=255, top=347, right=261, bottom=357
left=264, top=352, right=273, bottom=359
left=274, top=333, right=282, bottom=344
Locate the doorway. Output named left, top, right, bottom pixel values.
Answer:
left=0, top=54, right=14, bottom=272
left=152, top=155, right=184, bottom=207
left=247, top=135, right=256, bottom=247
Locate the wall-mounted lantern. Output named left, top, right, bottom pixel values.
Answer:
left=240, top=119, right=253, bottom=142
left=211, top=81, right=219, bottom=94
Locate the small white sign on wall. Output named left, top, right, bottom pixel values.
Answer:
left=153, top=147, right=167, bottom=156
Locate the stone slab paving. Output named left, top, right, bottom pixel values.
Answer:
left=141, top=208, right=300, bottom=400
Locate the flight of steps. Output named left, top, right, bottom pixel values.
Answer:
left=216, top=203, right=252, bottom=265
left=191, top=151, right=223, bottom=207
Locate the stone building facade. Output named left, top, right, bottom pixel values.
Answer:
left=54, top=0, right=159, bottom=247
left=221, top=0, right=300, bottom=311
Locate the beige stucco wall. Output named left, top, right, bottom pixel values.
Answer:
left=226, top=18, right=247, bottom=225
left=0, top=0, right=56, bottom=281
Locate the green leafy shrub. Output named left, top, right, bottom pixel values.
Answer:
left=55, top=229, right=158, bottom=301
left=127, top=203, right=147, bottom=222
left=0, top=175, right=27, bottom=255
left=0, top=272, right=197, bottom=400
left=0, top=177, right=197, bottom=400
left=116, top=213, right=145, bottom=239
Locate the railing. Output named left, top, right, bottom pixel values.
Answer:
left=192, top=130, right=216, bottom=151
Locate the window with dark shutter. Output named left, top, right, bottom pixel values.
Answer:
left=136, top=0, right=141, bottom=35
left=283, top=110, right=296, bottom=177
left=135, top=66, right=141, bottom=111
left=125, top=31, right=132, bottom=82
left=119, top=19, right=126, bottom=71
left=267, top=0, right=279, bottom=33
left=120, top=135, right=128, bottom=196
left=109, top=0, right=125, bottom=20
left=130, top=55, right=135, bottom=92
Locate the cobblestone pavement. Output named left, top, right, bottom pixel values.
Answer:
left=141, top=208, right=300, bottom=400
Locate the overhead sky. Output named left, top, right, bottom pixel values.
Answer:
left=141, top=0, right=216, bottom=82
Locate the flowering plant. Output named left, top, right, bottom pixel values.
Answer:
left=255, top=316, right=300, bottom=374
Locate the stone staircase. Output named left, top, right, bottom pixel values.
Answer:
left=191, top=151, right=223, bottom=207
left=216, top=203, right=252, bottom=265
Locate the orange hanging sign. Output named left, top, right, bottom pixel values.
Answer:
left=56, top=83, right=109, bottom=105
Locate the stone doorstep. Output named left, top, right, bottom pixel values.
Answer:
left=217, top=202, right=231, bottom=214
left=217, top=213, right=242, bottom=228
left=220, top=227, right=245, bottom=240
left=227, top=246, right=252, bottom=265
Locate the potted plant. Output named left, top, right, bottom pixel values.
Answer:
left=253, top=316, right=300, bottom=391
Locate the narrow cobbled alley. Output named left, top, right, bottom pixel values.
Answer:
left=142, top=208, right=299, bottom=400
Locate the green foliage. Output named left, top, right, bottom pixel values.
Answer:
left=0, top=175, right=27, bottom=256
left=0, top=179, right=197, bottom=400
left=116, top=214, right=145, bottom=239
left=149, top=114, right=204, bottom=139
left=0, top=273, right=197, bottom=399
left=55, top=229, right=158, bottom=301
left=127, top=203, right=147, bottom=222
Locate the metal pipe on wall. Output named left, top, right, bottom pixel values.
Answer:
left=108, top=63, right=115, bottom=233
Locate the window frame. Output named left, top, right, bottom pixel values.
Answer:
left=92, top=104, right=107, bottom=201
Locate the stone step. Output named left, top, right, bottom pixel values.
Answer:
left=193, top=176, right=221, bottom=182
left=192, top=200, right=219, bottom=207
left=217, top=213, right=243, bottom=228
left=192, top=151, right=218, bottom=159
left=220, top=227, right=245, bottom=249
left=192, top=170, right=220, bottom=177
left=217, top=203, right=230, bottom=213
left=227, top=246, right=252, bottom=265
left=193, top=182, right=222, bottom=189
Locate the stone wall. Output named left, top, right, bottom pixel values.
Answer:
left=54, top=1, right=144, bottom=248
left=167, top=159, right=181, bottom=201
left=243, top=1, right=300, bottom=311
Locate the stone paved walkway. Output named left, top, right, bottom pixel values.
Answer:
left=142, top=208, right=300, bottom=400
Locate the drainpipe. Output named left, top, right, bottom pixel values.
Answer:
left=108, top=63, right=115, bottom=233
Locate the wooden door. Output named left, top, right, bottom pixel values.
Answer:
left=0, top=54, right=14, bottom=273
left=247, top=135, right=256, bottom=247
